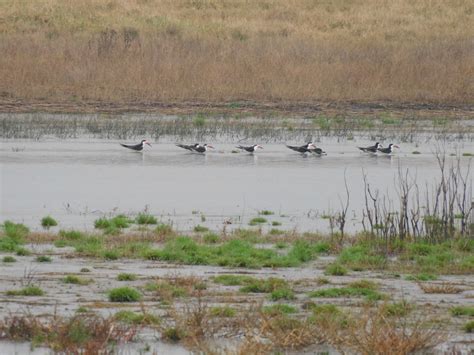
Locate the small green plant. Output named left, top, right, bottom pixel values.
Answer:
left=249, top=217, right=267, bottom=225
left=259, top=210, right=274, bottom=215
left=210, top=306, right=236, bottom=317
left=212, top=274, right=256, bottom=286
left=155, top=223, right=174, bottom=236
left=114, top=310, right=160, bottom=325
left=63, top=275, right=91, bottom=285
left=193, top=225, right=209, bottom=233
left=269, top=228, right=284, bottom=235
left=6, top=286, right=44, bottom=296
left=117, top=273, right=137, bottom=281
left=76, top=306, right=89, bottom=313
left=15, top=247, right=31, bottom=256
left=59, top=230, right=83, bottom=240
left=135, top=213, right=157, bottom=225
left=36, top=256, right=52, bottom=262
left=271, top=221, right=282, bottom=226
left=163, top=327, right=185, bottom=342
left=450, top=306, right=474, bottom=317
left=405, top=273, right=438, bottom=281
left=80, top=268, right=91, bottom=273
left=270, top=288, right=295, bottom=301
left=464, top=320, right=474, bottom=333
left=108, top=287, right=142, bottom=302
left=94, top=215, right=132, bottom=230
left=2, top=256, right=16, bottom=263
left=203, top=232, right=219, bottom=243
left=381, top=301, right=412, bottom=317
left=325, top=263, right=348, bottom=276
left=102, top=250, right=120, bottom=260
left=412, top=151, right=421, bottom=155
left=275, top=241, right=288, bottom=249
left=462, top=152, right=473, bottom=157
left=263, top=304, right=297, bottom=316
left=41, top=216, right=58, bottom=229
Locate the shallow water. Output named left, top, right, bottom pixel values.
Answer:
left=1, top=138, right=472, bottom=232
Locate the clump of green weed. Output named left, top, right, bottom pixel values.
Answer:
left=36, top=256, right=52, bottom=262
left=135, top=213, right=157, bottom=225
left=405, top=273, right=438, bottom=281
left=212, top=274, right=256, bottom=286
left=114, top=310, right=160, bottom=325
left=381, top=301, right=412, bottom=317
left=269, top=228, right=284, bottom=235
left=41, top=216, right=58, bottom=229
left=193, top=225, right=209, bottom=233
left=325, top=263, right=348, bottom=276
left=2, top=256, right=16, bottom=263
left=108, top=287, right=142, bottom=302
left=270, top=288, right=295, bottom=301
left=203, top=233, right=219, bottom=243
left=263, top=304, right=297, bottom=316
left=117, top=273, right=137, bottom=281
left=464, top=321, right=474, bottom=333
left=338, top=245, right=386, bottom=270
left=63, top=275, right=91, bottom=285
left=94, top=215, right=132, bottom=231
left=155, top=223, right=174, bottom=236
left=102, top=250, right=120, bottom=260
left=259, top=210, right=274, bottom=215
left=162, top=327, right=185, bottom=342
left=15, top=247, right=31, bottom=256
left=80, top=268, right=91, bottom=273
left=249, top=217, right=267, bottom=225
left=210, top=306, right=236, bottom=317
left=59, top=230, right=83, bottom=240
left=272, top=221, right=282, bottom=226
left=450, top=306, right=474, bottom=317
left=309, top=281, right=383, bottom=301
left=0, top=221, right=29, bottom=252
left=6, top=286, right=44, bottom=296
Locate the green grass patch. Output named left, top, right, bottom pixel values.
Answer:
left=324, top=263, right=348, bottom=276
left=338, top=245, right=386, bottom=270
left=450, top=306, right=474, bottom=317
left=259, top=210, right=274, bottom=215
left=193, top=225, right=209, bottom=232
left=135, top=213, right=158, bottom=225
left=145, top=237, right=320, bottom=268
left=381, top=301, right=412, bottom=317
left=210, top=306, right=236, bottom=317
left=94, top=215, right=132, bottom=231
left=248, top=217, right=267, bottom=226
left=212, top=274, right=257, bottom=286
left=269, top=228, right=284, bottom=235
left=271, top=221, right=282, bottom=226
left=41, top=216, right=58, bottom=228
left=59, top=230, right=84, bottom=240
left=117, top=273, right=137, bottom=281
left=263, top=304, right=297, bottom=316
left=108, top=287, right=142, bottom=302
left=114, top=310, right=160, bottom=325
left=6, top=286, right=44, bottom=296
left=240, top=277, right=289, bottom=294
left=155, top=223, right=175, bottom=236
left=36, top=255, right=52, bottom=262
left=2, top=256, right=16, bottom=263
left=464, top=320, right=474, bottom=333
left=270, top=288, right=295, bottom=301
left=203, top=232, right=219, bottom=243
left=0, top=221, right=29, bottom=252
left=62, top=275, right=91, bottom=285
left=309, top=282, right=383, bottom=301
left=405, top=273, right=438, bottom=281
left=462, top=152, right=473, bottom=157
left=15, top=247, right=31, bottom=256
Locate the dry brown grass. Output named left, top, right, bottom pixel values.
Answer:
left=418, top=282, right=464, bottom=294
left=336, top=306, right=443, bottom=354
left=0, top=0, right=473, bottom=106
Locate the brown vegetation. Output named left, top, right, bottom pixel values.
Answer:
left=0, top=0, right=473, bottom=110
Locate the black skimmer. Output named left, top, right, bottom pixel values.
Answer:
left=236, top=144, right=263, bottom=153
left=378, top=144, right=399, bottom=154
left=120, top=139, right=151, bottom=151
left=286, top=142, right=316, bottom=154
left=176, top=143, right=214, bottom=153
left=358, top=142, right=382, bottom=153
left=310, top=146, right=327, bottom=155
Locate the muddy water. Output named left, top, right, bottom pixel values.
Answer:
left=1, top=138, right=472, bottom=232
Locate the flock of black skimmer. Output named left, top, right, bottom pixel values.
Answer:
left=120, top=140, right=400, bottom=155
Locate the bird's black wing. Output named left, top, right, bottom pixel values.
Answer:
left=120, top=143, right=142, bottom=151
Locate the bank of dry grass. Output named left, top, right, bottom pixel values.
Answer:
left=0, top=0, right=473, bottom=106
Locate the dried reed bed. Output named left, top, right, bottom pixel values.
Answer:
left=0, top=0, right=473, bottom=106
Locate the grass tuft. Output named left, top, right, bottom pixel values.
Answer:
left=6, top=286, right=44, bottom=296
left=2, top=256, right=16, bottom=263
left=108, top=287, right=142, bottom=302
left=249, top=217, right=267, bottom=226
left=117, top=273, right=137, bottom=281
left=135, top=213, right=157, bottom=225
